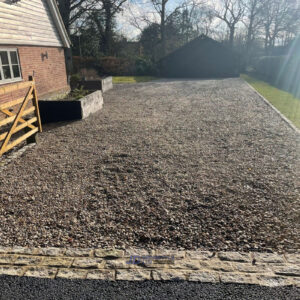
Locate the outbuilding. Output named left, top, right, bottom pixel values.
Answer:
left=159, top=35, right=240, bottom=78
left=0, top=0, right=71, bottom=104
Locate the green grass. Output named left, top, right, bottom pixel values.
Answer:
left=113, top=76, right=157, bottom=84
left=241, top=74, right=300, bottom=129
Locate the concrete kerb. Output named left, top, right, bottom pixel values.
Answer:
left=243, top=79, right=300, bottom=135
left=0, top=247, right=299, bottom=287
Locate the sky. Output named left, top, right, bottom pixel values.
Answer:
left=116, top=0, right=211, bottom=39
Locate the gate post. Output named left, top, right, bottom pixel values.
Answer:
left=26, top=76, right=41, bottom=144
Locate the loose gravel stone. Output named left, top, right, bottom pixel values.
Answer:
left=0, top=79, right=299, bottom=252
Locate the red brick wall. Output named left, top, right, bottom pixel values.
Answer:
left=0, top=46, right=69, bottom=104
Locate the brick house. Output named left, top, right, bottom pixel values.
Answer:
left=0, top=0, right=71, bottom=104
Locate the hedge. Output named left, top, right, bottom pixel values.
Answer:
left=254, top=55, right=300, bottom=98
left=72, top=56, right=157, bottom=77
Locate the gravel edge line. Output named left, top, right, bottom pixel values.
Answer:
left=243, top=79, right=300, bottom=135
left=0, top=247, right=299, bottom=287
left=0, top=143, right=36, bottom=172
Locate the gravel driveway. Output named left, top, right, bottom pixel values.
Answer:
left=0, top=78, right=299, bottom=252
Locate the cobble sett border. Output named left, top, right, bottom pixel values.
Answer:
left=0, top=247, right=299, bottom=288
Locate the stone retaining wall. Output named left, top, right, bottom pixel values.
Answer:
left=79, top=90, right=104, bottom=119
left=0, top=247, right=299, bottom=287
left=78, top=77, right=113, bottom=93
left=39, top=90, right=103, bottom=123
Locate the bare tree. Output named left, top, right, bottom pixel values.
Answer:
left=179, top=0, right=214, bottom=39
left=128, top=0, right=185, bottom=57
left=57, top=0, right=97, bottom=34
left=238, top=0, right=265, bottom=66
left=92, top=0, right=127, bottom=55
left=262, top=0, right=300, bottom=53
left=57, top=0, right=99, bottom=75
left=214, top=0, right=245, bottom=48
left=242, top=0, right=264, bottom=49
left=151, top=0, right=171, bottom=56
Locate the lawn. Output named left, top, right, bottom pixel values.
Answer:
left=113, top=76, right=157, bottom=84
left=242, top=74, right=300, bottom=129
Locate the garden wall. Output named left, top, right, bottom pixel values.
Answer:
left=77, top=77, right=113, bottom=93
left=39, top=90, right=103, bottom=123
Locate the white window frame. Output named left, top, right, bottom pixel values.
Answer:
left=0, top=48, right=22, bottom=85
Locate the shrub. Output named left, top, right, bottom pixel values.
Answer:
left=99, top=56, right=136, bottom=76
left=253, top=56, right=285, bottom=81
left=72, top=56, right=158, bottom=77
left=254, top=55, right=300, bottom=98
left=72, top=56, right=98, bottom=73
left=70, top=73, right=81, bottom=90
left=135, top=57, right=158, bottom=76
left=67, top=86, right=90, bottom=100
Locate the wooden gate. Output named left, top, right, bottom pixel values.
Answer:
left=0, top=78, right=42, bottom=157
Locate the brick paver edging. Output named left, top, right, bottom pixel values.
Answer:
left=0, top=247, right=299, bottom=287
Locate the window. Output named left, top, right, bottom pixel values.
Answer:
left=0, top=49, right=22, bottom=84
